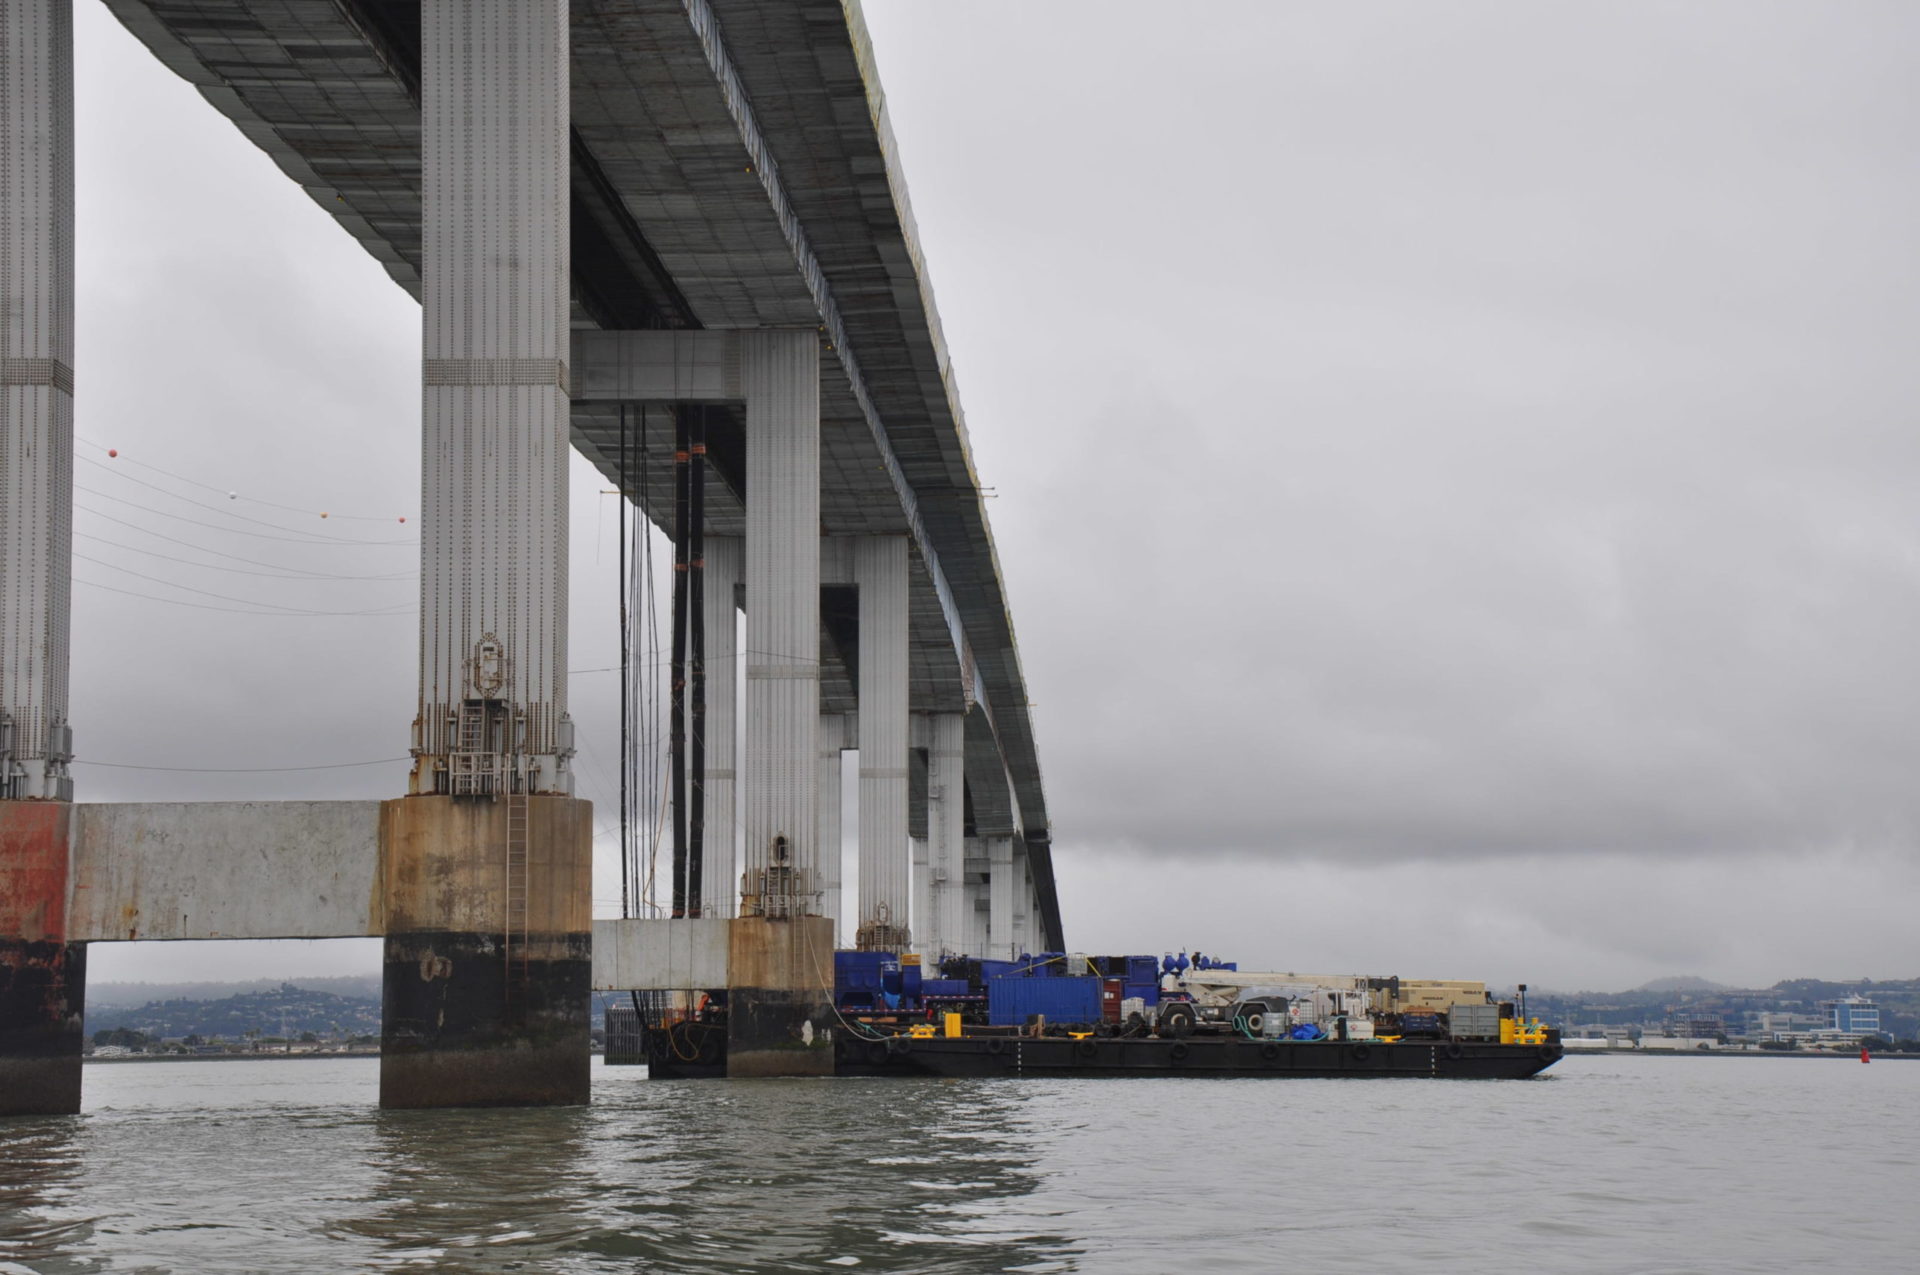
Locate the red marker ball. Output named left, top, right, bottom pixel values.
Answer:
left=108, top=449, right=118, bottom=458
left=398, top=516, right=407, bottom=524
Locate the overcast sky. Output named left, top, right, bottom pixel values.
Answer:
left=68, top=1, right=1920, bottom=992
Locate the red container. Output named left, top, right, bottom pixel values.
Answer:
left=1101, top=978, right=1124, bottom=1023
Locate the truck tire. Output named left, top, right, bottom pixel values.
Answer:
left=1158, top=1003, right=1197, bottom=1039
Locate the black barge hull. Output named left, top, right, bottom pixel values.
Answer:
left=832, top=1035, right=1562, bottom=1079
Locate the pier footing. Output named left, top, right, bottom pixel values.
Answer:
left=0, top=936, right=84, bottom=1117
left=727, top=915, right=835, bottom=1078
left=0, top=803, right=83, bottom=1117
left=378, top=796, right=591, bottom=1108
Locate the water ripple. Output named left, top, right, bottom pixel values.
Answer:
left=1, top=1056, right=1914, bottom=1272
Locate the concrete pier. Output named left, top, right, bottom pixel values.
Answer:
left=701, top=537, right=743, bottom=919
left=987, top=835, right=1017, bottom=960
left=388, top=0, right=585, bottom=1107
left=817, top=714, right=848, bottom=935
left=731, top=330, right=832, bottom=1072
left=855, top=537, right=911, bottom=951
left=0, top=804, right=83, bottom=1116
left=925, top=712, right=966, bottom=960
left=378, top=796, right=592, bottom=1108
left=726, top=915, right=835, bottom=1078
left=0, top=0, right=81, bottom=1118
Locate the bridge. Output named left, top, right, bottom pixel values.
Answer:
left=1, top=0, right=1063, bottom=1112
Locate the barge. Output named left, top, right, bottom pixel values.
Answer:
left=618, top=949, right=1565, bottom=1080
left=835, top=1032, right=1562, bottom=1080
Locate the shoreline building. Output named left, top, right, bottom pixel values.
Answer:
left=1819, top=994, right=1881, bottom=1038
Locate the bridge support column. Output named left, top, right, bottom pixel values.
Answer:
left=702, top=536, right=741, bottom=918
left=1, top=0, right=75, bottom=809
left=854, top=536, right=909, bottom=951
left=1, top=0, right=81, bottom=1118
left=962, top=836, right=990, bottom=958
left=410, top=0, right=573, bottom=798
left=817, top=714, right=846, bottom=938
left=986, top=835, right=1016, bottom=960
left=729, top=330, right=832, bottom=1076
left=384, top=0, right=585, bottom=1107
left=925, top=713, right=966, bottom=959
left=910, top=835, right=930, bottom=958
left=1010, top=845, right=1037, bottom=956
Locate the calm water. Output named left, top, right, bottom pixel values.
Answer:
left=0, top=1055, right=1911, bottom=1273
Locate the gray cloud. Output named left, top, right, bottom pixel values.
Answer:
left=865, top=1, right=1920, bottom=882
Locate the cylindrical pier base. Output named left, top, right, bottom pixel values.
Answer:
left=0, top=802, right=83, bottom=1116
left=727, top=915, right=835, bottom=1078
left=378, top=796, right=591, bottom=1108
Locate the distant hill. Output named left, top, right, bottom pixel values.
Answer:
left=86, top=982, right=381, bottom=1040
left=88, top=975, right=382, bottom=1007
left=1633, top=976, right=1728, bottom=993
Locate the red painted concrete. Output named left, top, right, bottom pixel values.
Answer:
left=0, top=802, right=72, bottom=941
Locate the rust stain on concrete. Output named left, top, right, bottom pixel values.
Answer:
left=0, top=803, right=72, bottom=943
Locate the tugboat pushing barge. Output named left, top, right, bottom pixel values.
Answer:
left=625, top=951, right=1563, bottom=1080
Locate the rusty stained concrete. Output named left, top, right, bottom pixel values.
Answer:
left=0, top=803, right=84, bottom=1115
left=726, top=915, right=835, bottom=1078
left=4, top=798, right=595, bottom=947
left=379, top=795, right=593, bottom=1108
left=379, top=795, right=590, bottom=942
left=0, top=802, right=72, bottom=943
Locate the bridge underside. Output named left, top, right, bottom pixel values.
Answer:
left=99, top=0, right=1060, bottom=937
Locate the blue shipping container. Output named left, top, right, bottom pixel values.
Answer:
left=1122, top=980, right=1161, bottom=1007
left=988, top=975, right=1102, bottom=1027
left=835, top=951, right=896, bottom=993
left=921, top=978, right=972, bottom=998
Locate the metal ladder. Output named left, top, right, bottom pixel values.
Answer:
left=504, top=789, right=530, bottom=992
